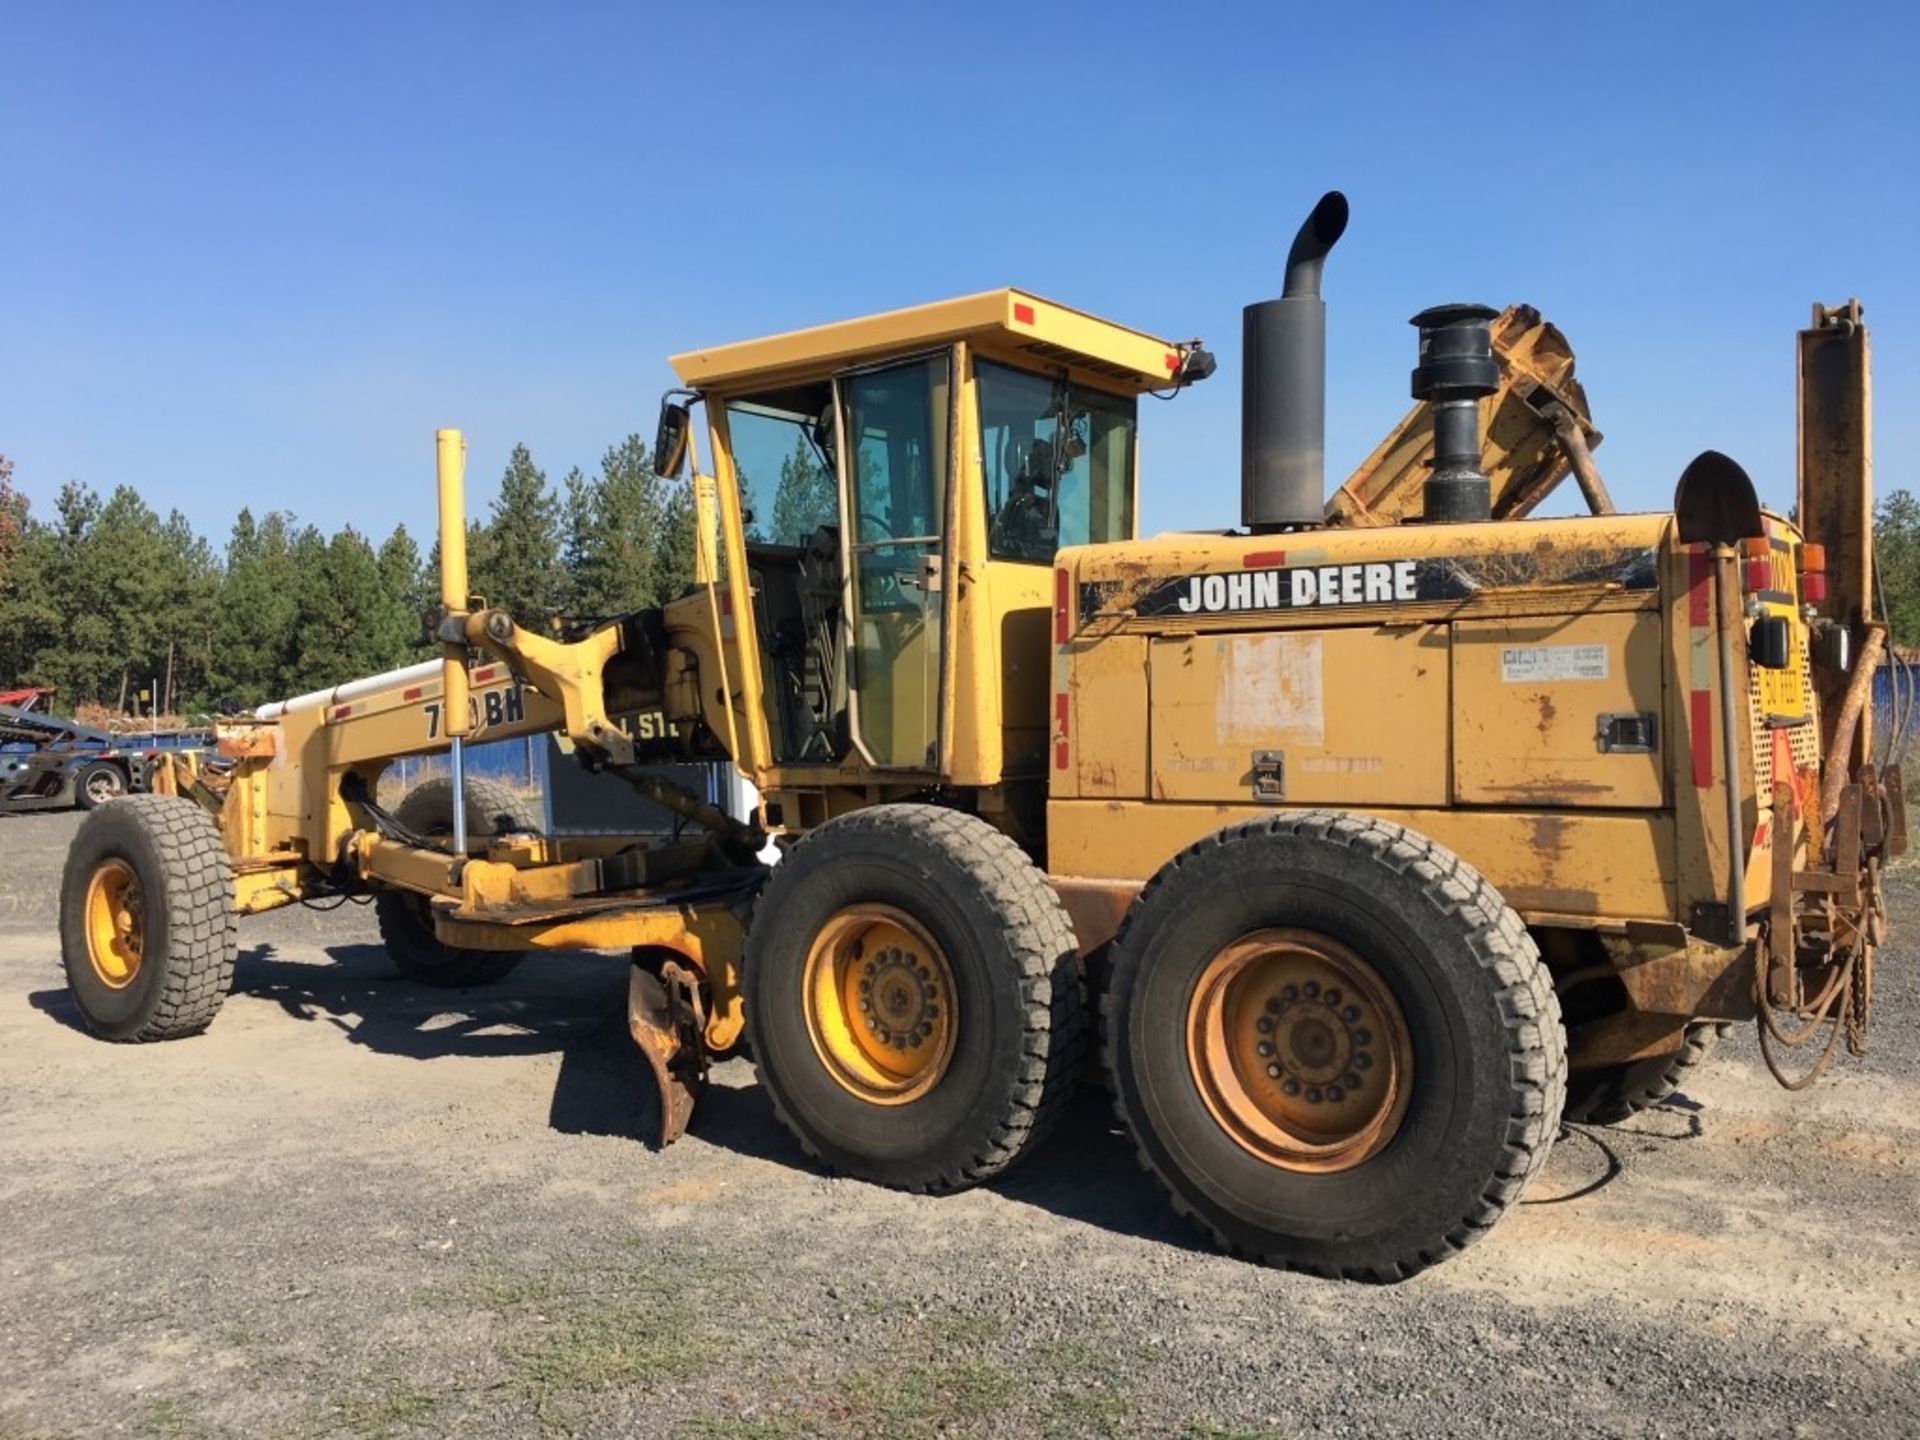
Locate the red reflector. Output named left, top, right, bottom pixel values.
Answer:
left=402, top=686, right=423, bottom=701
left=1802, top=572, right=1828, bottom=603
left=1054, top=691, right=1070, bottom=733
left=1746, top=558, right=1771, bottom=592
left=1243, top=550, right=1286, bottom=568
left=1690, top=690, right=1714, bottom=788
left=1013, top=302, right=1036, bottom=324
left=1054, top=567, right=1070, bottom=645
left=1164, top=351, right=1181, bottom=372
left=1054, top=740, right=1070, bottom=770
left=332, top=705, right=351, bottom=720
left=473, top=666, right=495, bottom=683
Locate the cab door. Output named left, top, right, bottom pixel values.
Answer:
left=837, top=354, right=950, bottom=770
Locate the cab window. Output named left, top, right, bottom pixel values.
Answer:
left=976, top=360, right=1135, bottom=562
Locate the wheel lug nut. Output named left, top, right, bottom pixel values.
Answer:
left=1355, top=1028, right=1372, bottom=1046
left=1342, top=1072, right=1361, bottom=1090
left=1354, top=1052, right=1372, bottom=1070
left=1302, top=981, right=1319, bottom=999
left=1326, top=1085, right=1344, bottom=1102
left=1305, top=1087, right=1323, bottom=1104
left=1266, top=1063, right=1282, bottom=1079
left=1280, top=985, right=1298, bottom=1003
left=1324, top=987, right=1342, bottom=1006
left=1342, top=1005, right=1360, bottom=1023
left=1255, top=1016, right=1274, bottom=1034
left=1256, top=1041, right=1273, bottom=1058
left=1282, top=1078, right=1300, bottom=1096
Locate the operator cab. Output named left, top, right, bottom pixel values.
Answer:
left=665, top=291, right=1209, bottom=783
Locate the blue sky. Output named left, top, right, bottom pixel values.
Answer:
left=3, top=2, right=1915, bottom=546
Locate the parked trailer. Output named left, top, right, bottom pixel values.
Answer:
left=0, top=703, right=213, bottom=813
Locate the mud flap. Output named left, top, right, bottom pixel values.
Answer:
left=628, top=961, right=706, bottom=1146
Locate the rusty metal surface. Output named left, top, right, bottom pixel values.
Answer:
left=628, top=962, right=706, bottom=1146
left=1542, top=400, right=1615, bottom=515
left=1797, top=301, right=1874, bottom=768
left=1049, top=876, right=1141, bottom=957
left=1821, top=625, right=1885, bottom=823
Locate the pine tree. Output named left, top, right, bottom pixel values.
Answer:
left=559, top=466, right=594, bottom=614
left=573, top=435, right=663, bottom=616
left=288, top=527, right=413, bottom=687
left=373, top=523, right=430, bottom=666
left=476, top=443, right=561, bottom=625
left=0, top=508, right=58, bottom=687
left=210, top=510, right=301, bottom=708
left=0, top=454, right=21, bottom=593
left=771, top=431, right=837, bottom=544
left=655, top=477, right=697, bottom=601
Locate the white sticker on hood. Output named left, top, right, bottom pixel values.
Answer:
left=1500, top=644, right=1609, bottom=683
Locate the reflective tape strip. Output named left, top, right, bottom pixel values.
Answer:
left=1688, top=548, right=1714, bottom=789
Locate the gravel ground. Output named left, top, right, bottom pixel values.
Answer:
left=2, top=808, right=1916, bottom=1439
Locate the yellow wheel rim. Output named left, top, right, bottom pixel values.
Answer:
left=802, top=905, right=957, bottom=1105
left=1186, top=928, right=1412, bottom=1173
left=84, top=857, right=145, bottom=990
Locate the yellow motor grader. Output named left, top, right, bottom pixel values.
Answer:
left=58, top=193, right=1898, bottom=1279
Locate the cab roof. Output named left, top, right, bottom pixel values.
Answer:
left=668, top=288, right=1187, bottom=395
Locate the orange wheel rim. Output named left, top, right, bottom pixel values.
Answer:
left=802, top=905, right=957, bottom=1105
left=84, top=857, right=145, bottom=990
left=1186, top=927, right=1412, bottom=1173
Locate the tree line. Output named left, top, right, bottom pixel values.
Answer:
left=5, top=433, right=1914, bottom=716
left=0, top=437, right=697, bottom=715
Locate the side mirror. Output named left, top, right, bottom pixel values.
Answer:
left=654, top=397, right=692, bottom=480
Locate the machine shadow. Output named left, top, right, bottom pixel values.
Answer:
left=220, top=942, right=1195, bottom=1249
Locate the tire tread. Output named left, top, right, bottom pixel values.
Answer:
left=69, top=794, right=237, bottom=1041
left=1100, top=810, right=1566, bottom=1281
left=750, top=804, right=1084, bottom=1193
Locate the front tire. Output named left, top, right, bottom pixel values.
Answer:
left=744, top=805, right=1084, bottom=1193
left=1104, top=812, right=1565, bottom=1281
left=372, top=775, right=535, bottom=988
left=60, top=794, right=237, bottom=1040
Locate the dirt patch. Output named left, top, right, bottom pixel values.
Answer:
left=2, top=810, right=1917, bottom=1437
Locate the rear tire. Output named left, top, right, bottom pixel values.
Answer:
left=60, top=794, right=236, bottom=1040
left=1103, top=812, right=1565, bottom=1281
left=744, top=805, right=1084, bottom=1193
left=372, top=775, right=536, bottom=988
left=1565, top=1022, right=1729, bottom=1124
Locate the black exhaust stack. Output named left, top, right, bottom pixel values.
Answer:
left=1241, top=191, right=1349, bottom=532
left=1410, top=303, right=1499, bottom=523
